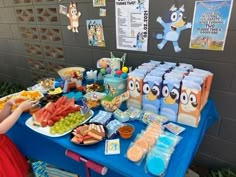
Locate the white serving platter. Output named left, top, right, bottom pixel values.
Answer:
left=25, top=110, right=94, bottom=137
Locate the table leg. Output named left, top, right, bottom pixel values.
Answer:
left=65, top=149, right=108, bottom=176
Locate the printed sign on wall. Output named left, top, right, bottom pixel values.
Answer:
left=115, top=0, right=149, bottom=52
left=190, top=0, right=233, bottom=51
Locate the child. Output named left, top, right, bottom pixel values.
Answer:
left=0, top=99, right=35, bottom=177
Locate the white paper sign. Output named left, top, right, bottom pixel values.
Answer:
left=190, top=0, right=233, bottom=51
left=115, top=0, right=149, bottom=52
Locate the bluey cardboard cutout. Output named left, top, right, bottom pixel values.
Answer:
left=156, top=4, right=192, bottom=52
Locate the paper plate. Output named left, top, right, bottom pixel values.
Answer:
left=71, top=122, right=106, bottom=145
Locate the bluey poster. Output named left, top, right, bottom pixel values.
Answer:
left=93, top=0, right=106, bottom=7
left=115, top=0, right=149, bottom=52
left=86, top=19, right=106, bottom=47
left=190, top=0, right=233, bottom=51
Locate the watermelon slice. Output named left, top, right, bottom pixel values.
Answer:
left=32, top=110, right=44, bottom=126
left=45, top=102, right=56, bottom=114
left=32, top=96, right=80, bottom=127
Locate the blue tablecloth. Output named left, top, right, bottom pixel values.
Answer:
left=7, top=99, right=218, bottom=177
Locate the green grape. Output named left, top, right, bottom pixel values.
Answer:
left=50, top=129, right=57, bottom=135
left=50, top=110, right=91, bottom=134
left=58, top=129, right=64, bottom=134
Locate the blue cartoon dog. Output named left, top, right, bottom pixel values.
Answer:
left=133, top=32, right=145, bottom=49
left=156, top=5, right=191, bottom=52
left=136, top=0, right=144, bottom=11
left=87, top=21, right=97, bottom=46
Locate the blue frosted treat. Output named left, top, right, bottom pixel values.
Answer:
left=158, top=135, right=175, bottom=149
left=153, top=141, right=174, bottom=155
left=157, top=131, right=182, bottom=149
left=146, top=156, right=166, bottom=176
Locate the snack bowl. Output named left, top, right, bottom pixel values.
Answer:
left=47, top=87, right=63, bottom=95
left=18, top=90, right=44, bottom=101
left=38, top=78, right=55, bottom=90
left=58, top=67, right=85, bottom=80
left=27, top=84, right=48, bottom=94
left=118, top=124, right=135, bottom=139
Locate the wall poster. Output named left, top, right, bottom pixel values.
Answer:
left=190, top=0, right=233, bottom=51
left=115, top=0, right=149, bottom=52
left=93, top=0, right=106, bottom=7
left=86, top=19, right=106, bottom=47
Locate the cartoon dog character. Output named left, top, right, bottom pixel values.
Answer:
left=127, top=77, right=143, bottom=109
left=67, top=1, right=81, bottom=33
left=96, top=24, right=105, bottom=47
left=142, top=76, right=162, bottom=114
left=136, top=0, right=145, bottom=11
left=106, top=84, right=116, bottom=97
left=133, top=32, right=145, bottom=49
left=160, top=81, right=181, bottom=122
left=156, top=5, right=191, bottom=52
left=178, top=86, right=201, bottom=127
left=87, top=21, right=97, bottom=46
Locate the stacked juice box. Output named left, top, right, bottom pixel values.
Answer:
left=126, top=61, right=213, bottom=127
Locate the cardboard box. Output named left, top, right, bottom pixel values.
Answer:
left=178, top=80, right=202, bottom=127
left=127, top=72, right=145, bottom=109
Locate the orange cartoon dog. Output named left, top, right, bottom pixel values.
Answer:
left=178, top=85, right=202, bottom=127
left=67, top=1, right=81, bottom=33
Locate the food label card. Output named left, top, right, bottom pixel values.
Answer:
left=164, top=122, right=185, bottom=135
left=105, top=139, right=120, bottom=155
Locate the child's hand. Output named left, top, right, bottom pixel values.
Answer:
left=18, top=100, right=37, bottom=112
left=5, top=99, right=16, bottom=107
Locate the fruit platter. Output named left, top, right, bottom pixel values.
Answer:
left=71, top=123, right=106, bottom=145
left=25, top=96, right=94, bottom=137
left=0, top=90, right=44, bottom=110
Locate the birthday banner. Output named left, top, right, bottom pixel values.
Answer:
left=115, top=0, right=149, bottom=52
left=190, top=0, right=233, bottom=51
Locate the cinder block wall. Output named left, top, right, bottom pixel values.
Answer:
left=0, top=0, right=235, bottom=169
